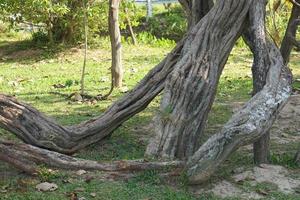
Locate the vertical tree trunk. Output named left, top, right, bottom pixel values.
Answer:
left=280, top=0, right=300, bottom=65
left=243, top=0, right=270, bottom=165
left=46, top=18, right=54, bottom=44
left=146, top=0, right=153, bottom=20
left=109, top=0, right=123, bottom=88
left=80, top=0, right=88, bottom=95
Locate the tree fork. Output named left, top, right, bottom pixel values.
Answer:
left=187, top=0, right=292, bottom=184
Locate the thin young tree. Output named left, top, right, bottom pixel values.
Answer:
left=80, top=0, right=89, bottom=95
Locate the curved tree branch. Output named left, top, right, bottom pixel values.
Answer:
left=187, top=0, right=292, bottom=184
left=0, top=39, right=184, bottom=154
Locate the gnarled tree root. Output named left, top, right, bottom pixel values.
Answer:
left=0, top=140, right=185, bottom=176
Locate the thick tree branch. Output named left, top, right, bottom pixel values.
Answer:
left=0, top=38, right=184, bottom=154
left=0, top=140, right=185, bottom=175
left=187, top=0, right=293, bottom=184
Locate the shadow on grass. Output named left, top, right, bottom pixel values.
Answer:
left=0, top=39, right=77, bottom=64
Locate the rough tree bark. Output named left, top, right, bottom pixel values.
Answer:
left=0, top=39, right=184, bottom=153
left=243, top=0, right=271, bottom=164
left=178, top=0, right=214, bottom=29
left=146, top=0, right=253, bottom=160
left=0, top=0, right=293, bottom=185
left=109, top=0, right=123, bottom=87
left=187, top=0, right=292, bottom=184
left=279, top=0, right=300, bottom=164
left=0, top=140, right=184, bottom=175
left=280, top=0, right=300, bottom=65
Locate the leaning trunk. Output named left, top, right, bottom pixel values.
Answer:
left=187, top=0, right=292, bottom=184
left=280, top=0, right=300, bottom=65
left=146, top=0, right=253, bottom=160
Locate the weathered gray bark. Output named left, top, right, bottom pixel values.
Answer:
left=0, top=39, right=184, bottom=153
left=0, top=140, right=184, bottom=175
left=242, top=0, right=270, bottom=164
left=280, top=0, right=300, bottom=65
left=295, top=148, right=300, bottom=165
left=109, top=0, right=123, bottom=87
left=0, top=0, right=293, bottom=186
left=146, top=0, right=252, bottom=160
left=187, top=0, right=292, bottom=184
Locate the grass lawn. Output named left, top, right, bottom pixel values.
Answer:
left=0, top=32, right=299, bottom=200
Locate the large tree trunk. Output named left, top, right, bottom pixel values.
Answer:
left=109, top=0, right=123, bottom=87
left=146, top=0, right=253, bottom=160
left=187, top=0, right=292, bottom=184
left=242, top=0, right=270, bottom=164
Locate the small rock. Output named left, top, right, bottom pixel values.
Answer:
left=232, top=167, right=245, bottom=174
left=120, top=86, right=129, bottom=93
left=36, top=182, right=58, bottom=192
left=76, top=170, right=87, bottom=176
left=232, top=171, right=254, bottom=182
left=90, top=192, right=97, bottom=197
left=72, top=93, right=83, bottom=102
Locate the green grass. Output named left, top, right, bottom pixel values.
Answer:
left=0, top=31, right=300, bottom=200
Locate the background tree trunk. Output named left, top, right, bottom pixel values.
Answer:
left=109, top=0, right=123, bottom=87
left=80, top=0, right=88, bottom=95
left=243, top=0, right=270, bottom=164
left=280, top=0, right=300, bottom=65
left=124, top=7, right=137, bottom=45
left=178, top=0, right=213, bottom=29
